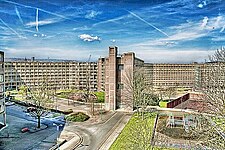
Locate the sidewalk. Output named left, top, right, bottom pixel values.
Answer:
left=98, top=114, right=132, bottom=150
left=58, top=130, right=80, bottom=150
left=50, top=98, right=132, bottom=150
left=53, top=111, right=116, bottom=150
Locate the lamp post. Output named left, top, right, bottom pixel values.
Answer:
left=54, top=87, right=58, bottom=111
left=53, top=123, right=63, bottom=150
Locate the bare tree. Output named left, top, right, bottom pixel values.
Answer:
left=27, top=78, right=54, bottom=128
left=157, top=86, right=177, bottom=102
left=192, top=48, right=225, bottom=149
left=123, top=67, right=159, bottom=115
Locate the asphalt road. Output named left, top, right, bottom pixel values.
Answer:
left=0, top=104, right=65, bottom=150
left=74, top=111, right=125, bottom=150
left=6, top=104, right=65, bottom=127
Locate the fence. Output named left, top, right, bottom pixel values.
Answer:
left=167, top=93, right=190, bottom=108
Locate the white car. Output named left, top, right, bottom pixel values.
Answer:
left=5, top=101, right=15, bottom=106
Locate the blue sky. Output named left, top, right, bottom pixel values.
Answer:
left=0, top=0, right=225, bottom=63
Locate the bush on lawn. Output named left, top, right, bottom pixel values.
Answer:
left=63, top=108, right=73, bottom=115
left=93, top=91, right=105, bottom=103
left=66, top=112, right=90, bottom=122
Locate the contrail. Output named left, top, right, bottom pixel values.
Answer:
left=36, top=8, right=38, bottom=32
left=126, top=10, right=169, bottom=37
left=0, top=18, right=26, bottom=39
left=15, top=6, right=23, bottom=25
left=1, top=0, right=74, bottom=21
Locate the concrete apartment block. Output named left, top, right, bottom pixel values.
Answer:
left=4, top=61, right=98, bottom=91
left=97, top=58, right=105, bottom=91
left=3, top=46, right=223, bottom=112
left=145, top=63, right=196, bottom=89
left=0, top=51, right=6, bottom=127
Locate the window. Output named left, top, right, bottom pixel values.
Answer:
left=0, top=75, right=3, bottom=82
left=117, top=83, right=124, bottom=89
left=118, top=64, right=124, bottom=71
left=0, top=54, right=3, bottom=62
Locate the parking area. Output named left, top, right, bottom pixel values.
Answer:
left=0, top=104, right=65, bottom=150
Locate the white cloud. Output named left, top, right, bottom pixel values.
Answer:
left=201, top=16, right=208, bottom=28
left=211, top=36, right=225, bottom=42
left=73, top=26, right=90, bottom=31
left=3, top=47, right=100, bottom=61
left=78, top=34, right=101, bottom=42
left=93, top=15, right=128, bottom=26
left=135, top=49, right=214, bottom=63
left=26, top=18, right=61, bottom=27
left=197, top=3, right=204, bottom=8
left=197, top=0, right=207, bottom=8
left=111, top=39, right=116, bottom=43
left=130, top=15, right=225, bottom=48
left=220, top=25, right=225, bottom=32
left=85, top=10, right=102, bottom=19
left=202, top=15, right=225, bottom=31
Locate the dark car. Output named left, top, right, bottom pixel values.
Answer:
left=27, top=107, right=36, bottom=113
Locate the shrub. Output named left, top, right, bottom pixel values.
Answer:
left=63, top=108, right=73, bottom=115
left=66, top=112, right=90, bottom=122
left=93, top=92, right=105, bottom=103
left=159, top=101, right=168, bottom=108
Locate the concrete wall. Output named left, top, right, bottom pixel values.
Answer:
left=104, top=47, right=117, bottom=110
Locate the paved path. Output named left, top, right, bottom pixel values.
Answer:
left=58, top=111, right=132, bottom=150
left=49, top=98, right=132, bottom=150
left=98, top=114, right=131, bottom=150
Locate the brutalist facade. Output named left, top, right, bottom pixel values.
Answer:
left=0, top=51, right=6, bottom=128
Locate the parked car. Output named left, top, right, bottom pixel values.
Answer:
left=21, top=127, right=29, bottom=133
left=27, top=107, right=36, bottom=113
left=5, top=96, right=12, bottom=101
left=5, top=101, right=15, bottom=106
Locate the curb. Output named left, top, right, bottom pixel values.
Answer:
left=49, top=139, right=67, bottom=150
left=57, top=132, right=82, bottom=150
left=29, top=124, right=48, bottom=133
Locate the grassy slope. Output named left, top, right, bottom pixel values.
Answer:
left=110, top=113, right=175, bottom=150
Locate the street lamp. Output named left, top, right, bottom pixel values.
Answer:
left=53, top=123, right=63, bottom=150
left=54, top=87, right=58, bottom=111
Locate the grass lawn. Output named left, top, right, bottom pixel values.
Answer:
left=56, top=90, right=105, bottom=103
left=14, top=95, right=23, bottom=101
left=159, top=101, right=168, bottom=108
left=213, top=117, right=225, bottom=130
left=110, top=113, right=176, bottom=150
